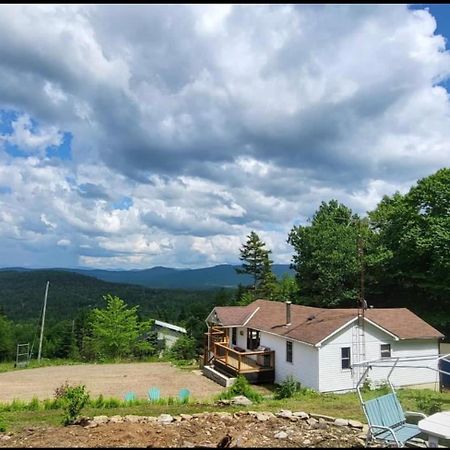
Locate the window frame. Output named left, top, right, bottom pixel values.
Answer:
left=246, top=328, right=260, bottom=350
left=380, top=343, right=391, bottom=359
left=286, top=340, right=293, bottom=363
left=231, top=328, right=237, bottom=346
left=341, top=347, right=351, bottom=370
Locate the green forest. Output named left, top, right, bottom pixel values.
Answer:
left=0, top=168, right=448, bottom=363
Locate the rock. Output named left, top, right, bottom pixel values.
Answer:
left=348, top=419, right=364, bottom=429
left=293, top=411, right=309, bottom=419
left=277, top=409, right=293, bottom=418
left=84, top=422, right=98, bottom=429
left=230, top=395, right=253, bottom=406
left=109, top=415, right=123, bottom=424
left=183, top=442, right=195, bottom=448
left=180, top=414, right=193, bottom=421
left=310, top=413, right=336, bottom=422
left=1, top=436, right=11, bottom=441
left=274, top=431, right=288, bottom=439
left=124, top=415, right=140, bottom=423
left=255, top=412, right=275, bottom=422
left=289, top=416, right=299, bottom=422
left=334, top=418, right=349, bottom=427
left=158, top=414, right=174, bottom=424
left=306, top=417, right=318, bottom=427
left=303, top=439, right=311, bottom=446
left=92, top=415, right=109, bottom=424
left=356, top=437, right=366, bottom=446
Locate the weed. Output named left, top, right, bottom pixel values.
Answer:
left=274, top=375, right=301, bottom=399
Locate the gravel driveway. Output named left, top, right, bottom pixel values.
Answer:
left=0, top=362, right=224, bottom=402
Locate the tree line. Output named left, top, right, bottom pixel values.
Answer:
left=235, top=168, right=450, bottom=338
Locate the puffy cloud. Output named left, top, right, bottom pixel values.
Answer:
left=0, top=4, right=449, bottom=269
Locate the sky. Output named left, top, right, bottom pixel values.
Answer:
left=0, top=4, right=450, bottom=270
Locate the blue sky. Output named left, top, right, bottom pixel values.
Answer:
left=411, top=4, right=450, bottom=90
left=0, top=5, right=449, bottom=270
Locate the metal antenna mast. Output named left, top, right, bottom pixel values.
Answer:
left=37, top=281, right=50, bottom=362
left=352, top=220, right=367, bottom=386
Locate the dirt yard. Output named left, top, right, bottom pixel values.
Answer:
left=0, top=412, right=372, bottom=448
left=0, top=363, right=223, bottom=402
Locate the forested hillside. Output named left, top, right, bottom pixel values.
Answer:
left=0, top=270, right=232, bottom=324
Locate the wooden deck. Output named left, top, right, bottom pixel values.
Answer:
left=212, top=342, right=275, bottom=383
left=203, top=326, right=275, bottom=383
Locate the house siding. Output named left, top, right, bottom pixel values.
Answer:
left=259, top=332, right=319, bottom=390
left=318, top=321, right=440, bottom=392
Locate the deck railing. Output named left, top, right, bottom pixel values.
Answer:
left=203, top=326, right=228, bottom=364
left=213, top=341, right=274, bottom=373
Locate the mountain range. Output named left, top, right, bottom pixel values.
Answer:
left=0, top=264, right=293, bottom=289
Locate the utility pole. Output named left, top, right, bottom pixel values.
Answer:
left=38, top=281, right=49, bottom=362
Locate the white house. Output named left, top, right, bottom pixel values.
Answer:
left=152, top=320, right=187, bottom=349
left=203, top=299, right=444, bottom=392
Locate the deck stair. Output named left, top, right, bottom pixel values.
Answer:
left=203, top=364, right=236, bottom=387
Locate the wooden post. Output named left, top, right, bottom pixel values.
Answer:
left=238, top=353, right=241, bottom=374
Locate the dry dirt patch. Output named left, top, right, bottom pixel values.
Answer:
left=0, top=363, right=223, bottom=402
left=0, top=413, right=371, bottom=448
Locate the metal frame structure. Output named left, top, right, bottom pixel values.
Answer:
left=353, top=353, right=450, bottom=447
left=15, top=343, right=30, bottom=368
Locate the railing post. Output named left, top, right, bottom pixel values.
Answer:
left=238, top=353, right=241, bottom=373
left=225, top=347, right=228, bottom=366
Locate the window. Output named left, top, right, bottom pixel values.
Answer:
left=247, top=328, right=260, bottom=350
left=286, top=341, right=293, bottom=363
left=232, top=328, right=237, bottom=346
left=381, top=344, right=391, bottom=358
left=341, top=347, right=351, bottom=369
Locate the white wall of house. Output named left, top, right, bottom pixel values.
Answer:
left=318, top=321, right=440, bottom=392
left=260, top=332, right=320, bottom=390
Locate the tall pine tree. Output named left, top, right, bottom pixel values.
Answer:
left=236, top=231, right=274, bottom=296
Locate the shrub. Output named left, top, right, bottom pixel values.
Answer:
left=415, top=391, right=443, bottom=415
left=0, top=414, right=5, bottom=433
left=60, top=384, right=90, bottom=425
left=54, top=380, right=71, bottom=399
left=218, top=375, right=263, bottom=403
left=274, top=375, right=301, bottom=399
left=166, top=335, right=197, bottom=362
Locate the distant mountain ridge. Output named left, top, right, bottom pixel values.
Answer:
left=0, top=264, right=294, bottom=289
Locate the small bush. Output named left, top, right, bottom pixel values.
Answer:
left=60, top=384, right=90, bottom=425
left=54, top=380, right=71, bottom=399
left=274, top=375, right=301, bottom=399
left=218, top=375, right=263, bottom=403
left=415, top=391, right=443, bottom=415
